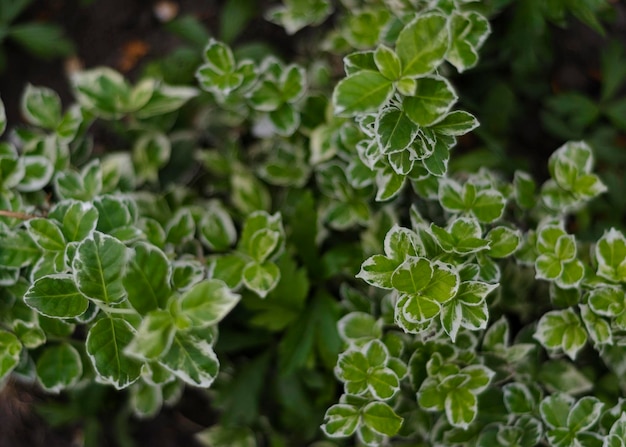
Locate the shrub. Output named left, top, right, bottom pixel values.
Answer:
left=0, top=0, right=625, bottom=446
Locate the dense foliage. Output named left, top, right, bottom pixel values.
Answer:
left=1, top=0, right=626, bottom=446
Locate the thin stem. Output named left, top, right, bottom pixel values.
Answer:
left=0, top=210, right=40, bottom=220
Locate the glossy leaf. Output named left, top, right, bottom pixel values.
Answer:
left=124, top=310, right=176, bottom=360
left=333, top=70, right=394, bottom=116
left=403, top=76, right=457, bottom=126
left=396, top=13, right=449, bottom=77
left=160, top=333, right=219, bottom=387
left=180, top=279, right=240, bottom=328
left=361, top=401, right=403, bottom=436
left=322, top=404, right=359, bottom=437
left=534, top=309, right=587, bottom=360
left=24, top=274, right=89, bottom=318
left=86, top=317, right=142, bottom=389
left=73, top=232, right=128, bottom=305
left=123, top=242, right=172, bottom=314
left=36, top=343, right=82, bottom=392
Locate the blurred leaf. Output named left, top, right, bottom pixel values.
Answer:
left=8, top=22, right=74, bottom=58
left=220, top=0, right=257, bottom=43
left=165, top=15, right=210, bottom=48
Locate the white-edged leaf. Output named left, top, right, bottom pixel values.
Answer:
left=73, top=232, right=128, bottom=305
left=160, top=333, right=219, bottom=387
left=86, top=317, right=142, bottom=389
left=24, top=274, right=89, bottom=318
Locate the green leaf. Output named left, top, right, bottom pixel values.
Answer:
left=26, top=218, right=66, bottom=251
left=239, top=211, right=283, bottom=257
left=439, top=178, right=465, bottom=212
left=72, top=68, right=142, bottom=118
left=231, top=170, right=271, bottom=214
left=266, top=0, right=332, bottom=35
left=160, top=332, right=219, bottom=387
left=384, top=225, right=423, bottom=261
left=124, top=310, right=176, bottom=360
left=36, top=343, right=82, bottom=392
left=375, top=108, right=418, bottom=154
left=123, top=242, right=172, bottom=314
left=534, top=309, right=587, bottom=360
left=399, top=293, right=441, bottom=323
left=558, top=259, right=584, bottom=289
left=445, top=386, right=477, bottom=429
left=0, top=330, right=22, bottom=381
left=362, top=401, right=403, bottom=436
left=180, top=279, right=240, bottom=328
left=322, top=404, right=359, bottom=437
left=333, top=70, right=394, bottom=116
left=248, top=80, right=283, bottom=111
left=588, top=285, right=624, bottom=317
left=24, top=274, right=89, bottom=318
left=374, top=45, right=401, bottom=80
left=338, top=312, right=382, bottom=346
left=538, top=360, right=592, bottom=396
left=209, top=253, right=248, bottom=289
left=536, top=254, right=563, bottom=281
left=447, top=12, right=490, bottom=72
left=172, top=259, right=205, bottom=291
left=280, top=64, right=306, bottom=103
left=130, top=380, right=162, bottom=419
left=503, top=382, right=540, bottom=414
left=486, top=226, right=521, bottom=258
left=431, top=217, right=490, bottom=255
left=441, top=281, right=495, bottom=340
left=337, top=350, right=368, bottom=386
left=21, top=84, right=62, bottom=129
left=421, top=261, right=460, bottom=303
left=344, top=51, right=377, bottom=75
left=132, top=132, right=171, bottom=183
left=403, top=76, right=457, bottom=127
left=196, top=40, right=244, bottom=97
left=73, top=232, right=128, bottom=305
left=431, top=110, right=479, bottom=136
left=94, top=195, right=131, bottom=232
left=567, top=396, right=603, bottom=433
left=540, top=393, right=574, bottom=429
left=514, top=171, right=537, bottom=209
left=86, top=317, right=142, bottom=389
left=247, top=229, right=281, bottom=263
left=60, top=201, right=99, bottom=242
left=396, top=13, right=449, bottom=77
left=135, top=84, right=198, bottom=119
left=472, top=189, right=506, bottom=223
left=579, top=304, right=612, bottom=347
left=596, top=228, right=626, bottom=282
left=375, top=164, right=406, bottom=201
left=368, top=367, right=400, bottom=400
left=17, top=155, right=54, bottom=192
left=8, top=22, right=74, bottom=59
left=391, top=257, right=433, bottom=294
left=242, top=261, right=280, bottom=298
left=165, top=209, right=195, bottom=245
left=356, top=254, right=397, bottom=289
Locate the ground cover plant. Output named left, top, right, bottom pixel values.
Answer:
left=1, top=0, right=626, bottom=446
